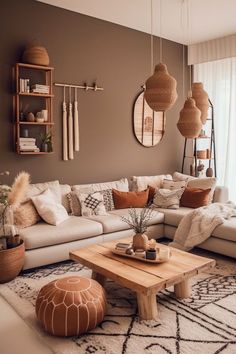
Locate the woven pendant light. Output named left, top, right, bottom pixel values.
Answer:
left=191, top=82, right=209, bottom=124
left=144, top=63, right=178, bottom=112
left=177, top=97, right=202, bottom=138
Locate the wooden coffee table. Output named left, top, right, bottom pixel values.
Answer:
left=70, top=237, right=215, bottom=320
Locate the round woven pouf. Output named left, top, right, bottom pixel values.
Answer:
left=36, top=276, right=106, bottom=337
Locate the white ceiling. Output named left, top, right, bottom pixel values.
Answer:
left=37, top=0, right=236, bottom=45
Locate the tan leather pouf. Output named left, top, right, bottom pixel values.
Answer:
left=35, top=276, right=106, bottom=336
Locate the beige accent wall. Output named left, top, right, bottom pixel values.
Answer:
left=0, top=0, right=189, bottom=185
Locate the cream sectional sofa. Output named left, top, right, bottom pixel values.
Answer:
left=19, top=179, right=234, bottom=270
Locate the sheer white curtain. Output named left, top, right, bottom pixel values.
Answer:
left=194, top=58, right=236, bottom=202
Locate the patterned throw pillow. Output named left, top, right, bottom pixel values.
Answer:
left=67, top=189, right=114, bottom=216
left=78, top=192, right=107, bottom=217
left=152, top=188, right=184, bottom=209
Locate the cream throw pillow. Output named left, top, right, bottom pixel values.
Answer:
left=152, top=188, right=184, bottom=209
left=163, top=179, right=187, bottom=190
left=31, top=189, right=69, bottom=226
left=131, top=174, right=172, bottom=191
left=25, top=180, right=61, bottom=204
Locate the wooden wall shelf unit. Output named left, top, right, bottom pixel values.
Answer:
left=13, top=63, right=54, bottom=155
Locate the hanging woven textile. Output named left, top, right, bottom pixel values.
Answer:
left=74, top=87, right=79, bottom=151
left=68, top=87, right=74, bottom=160
left=62, top=87, right=68, bottom=161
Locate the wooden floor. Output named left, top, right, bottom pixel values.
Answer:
left=70, top=237, right=216, bottom=320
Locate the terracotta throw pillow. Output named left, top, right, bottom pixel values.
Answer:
left=181, top=187, right=211, bottom=208
left=112, top=189, right=149, bottom=209
left=14, top=200, right=41, bottom=228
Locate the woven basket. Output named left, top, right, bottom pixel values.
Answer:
left=22, top=45, right=49, bottom=66
left=144, top=63, right=178, bottom=112
left=192, top=82, right=209, bottom=124
left=196, top=150, right=207, bottom=159
left=0, top=240, right=25, bottom=283
left=177, top=98, right=202, bottom=138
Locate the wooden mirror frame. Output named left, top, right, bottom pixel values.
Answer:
left=133, top=90, right=166, bottom=147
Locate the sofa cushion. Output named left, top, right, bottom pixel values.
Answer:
left=25, top=180, right=61, bottom=203
left=60, top=184, right=71, bottom=213
left=130, top=174, right=172, bottom=191
left=112, top=189, right=149, bottom=209
left=212, top=217, right=236, bottom=242
left=159, top=207, right=192, bottom=227
left=87, top=208, right=164, bottom=234
left=72, top=178, right=129, bottom=193
left=20, top=216, right=103, bottom=250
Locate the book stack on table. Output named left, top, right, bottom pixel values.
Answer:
left=19, top=138, right=39, bottom=152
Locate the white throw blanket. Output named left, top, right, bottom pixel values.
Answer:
left=169, top=202, right=236, bottom=251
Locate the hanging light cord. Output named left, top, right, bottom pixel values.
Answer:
left=187, top=0, right=192, bottom=96
left=150, top=0, right=154, bottom=74
left=181, top=0, right=186, bottom=100
left=159, top=0, right=163, bottom=63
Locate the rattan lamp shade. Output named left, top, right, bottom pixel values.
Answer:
left=191, top=82, right=209, bottom=124
left=177, top=98, right=202, bottom=138
left=144, top=63, right=178, bottom=112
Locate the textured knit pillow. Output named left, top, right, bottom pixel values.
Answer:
left=152, top=188, right=184, bottom=209
left=131, top=174, right=172, bottom=191
left=78, top=192, right=107, bottom=217
left=181, top=187, right=211, bottom=208
left=14, top=200, right=41, bottom=228
left=112, top=189, right=149, bottom=209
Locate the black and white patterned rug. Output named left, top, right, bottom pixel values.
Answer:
left=0, top=252, right=236, bottom=354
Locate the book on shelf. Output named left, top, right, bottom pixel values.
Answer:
left=32, top=89, right=50, bottom=94
left=19, top=78, right=30, bottom=93
left=32, top=84, right=50, bottom=89
left=20, top=146, right=39, bottom=152
left=19, top=137, right=36, bottom=143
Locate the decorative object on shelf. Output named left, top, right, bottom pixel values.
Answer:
left=26, top=112, right=35, bottom=122
left=177, top=98, right=202, bottom=138
left=39, top=131, right=52, bottom=153
left=191, top=82, right=209, bottom=124
left=196, top=150, right=207, bottom=159
left=0, top=171, right=29, bottom=283
left=121, top=207, right=153, bottom=251
left=22, top=41, right=50, bottom=66
left=206, top=167, right=213, bottom=177
left=144, top=0, right=177, bottom=112
left=206, top=149, right=212, bottom=159
left=133, top=89, right=165, bottom=147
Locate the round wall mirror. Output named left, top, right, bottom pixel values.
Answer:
left=133, top=90, right=166, bottom=147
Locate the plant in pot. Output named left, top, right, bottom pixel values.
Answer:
left=0, top=171, right=30, bottom=283
left=121, top=207, right=154, bottom=251
left=39, top=131, right=52, bottom=152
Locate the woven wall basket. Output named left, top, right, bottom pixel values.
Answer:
left=22, top=45, right=50, bottom=66
left=0, top=240, right=25, bottom=283
left=144, top=63, right=178, bottom=112
left=192, top=82, right=209, bottom=124
left=177, top=97, right=202, bottom=138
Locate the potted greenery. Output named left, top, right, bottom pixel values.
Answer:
left=0, top=171, right=30, bottom=283
left=39, top=131, right=52, bottom=152
left=121, top=207, right=154, bottom=251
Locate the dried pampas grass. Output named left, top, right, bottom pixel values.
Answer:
left=7, top=171, right=30, bottom=207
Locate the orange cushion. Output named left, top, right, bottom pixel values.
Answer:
left=112, top=189, right=149, bottom=209
left=180, top=187, right=211, bottom=208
